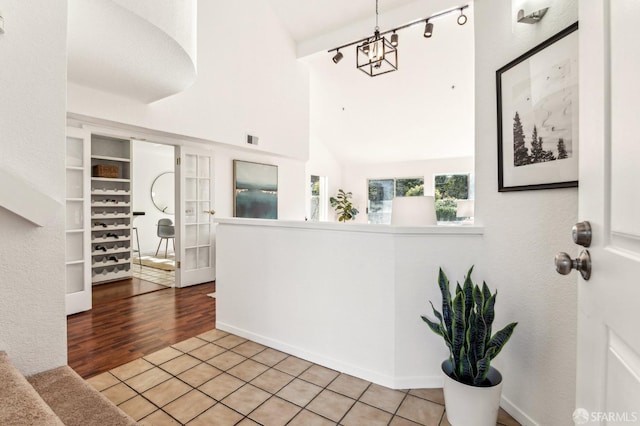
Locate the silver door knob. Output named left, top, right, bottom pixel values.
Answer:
left=555, top=250, right=591, bottom=280
left=572, top=221, right=592, bottom=247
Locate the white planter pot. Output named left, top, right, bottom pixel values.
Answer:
left=442, top=360, right=503, bottom=426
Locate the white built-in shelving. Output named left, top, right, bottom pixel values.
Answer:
left=90, top=135, right=133, bottom=284
left=65, top=127, right=92, bottom=315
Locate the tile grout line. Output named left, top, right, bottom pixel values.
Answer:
left=100, top=331, right=484, bottom=426
left=139, top=335, right=240, bottom=425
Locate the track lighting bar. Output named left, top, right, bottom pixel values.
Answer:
left=327, top=4, right=469, bottom=54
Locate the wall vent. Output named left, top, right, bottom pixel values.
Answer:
left=247, top=135, right=259, bottom=145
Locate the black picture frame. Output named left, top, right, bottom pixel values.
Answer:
left=496, top=22, right=579, bottom=192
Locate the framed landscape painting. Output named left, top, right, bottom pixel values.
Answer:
left=233, top=160, right=278, bottom=219
left=496, top=22, right=579, bottom=192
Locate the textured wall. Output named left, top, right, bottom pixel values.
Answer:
left=474, top=0, right=579, bottom=424
left=0, top=0, right=68, bottom=375
left=112, top=0, right=197, bottom=63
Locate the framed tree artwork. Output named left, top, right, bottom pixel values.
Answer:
left=496, top=22, right=579, bottom=192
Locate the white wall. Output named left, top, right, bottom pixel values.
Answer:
left=211, top=145, right=306, bottom=222
left=0, top=0, right=68, bottom=375
left=305, top=136, right=343, bottom=220
left=67, top=0, right=310, bottom=161
left=340, top=156, right=474, bottom=223
left=132, top=141, right=174, bottom=255
left=474, top=1, right=578, bottom=424
left=76, top=122, right=307, bottom=235
left=216, top=220, right=483, bottom=388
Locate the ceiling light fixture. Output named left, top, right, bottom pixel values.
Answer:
left=328, top=3, right=469, bottom=77
left=423, top=20, right=433, bottom=38
left=457, top=8, right=468, bottom=25
left=356, top=0, right=397, bottom=77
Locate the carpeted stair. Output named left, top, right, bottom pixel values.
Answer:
left=1, top=351, right=137, bottom=425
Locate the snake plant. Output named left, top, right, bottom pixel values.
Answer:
left=422, top=267, right=517, bottom=386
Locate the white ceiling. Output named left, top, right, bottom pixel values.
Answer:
left=266, top=0, right=421, bottom=43
left=266, top=0, right=476, bottom=163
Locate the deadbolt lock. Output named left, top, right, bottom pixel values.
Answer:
left=572, top=221, right=592, bottom=247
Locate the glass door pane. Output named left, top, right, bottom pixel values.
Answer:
left=367, top=179, right=394, bottom=224
left=176, top=147, right=215, bottom=287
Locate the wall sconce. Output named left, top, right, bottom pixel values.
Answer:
left=517, top=7, right=549, bottom=24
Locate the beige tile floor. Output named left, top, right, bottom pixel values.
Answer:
left=88, top=330, right=521, bottom=426
left=132, top=260, right=175, bottom=287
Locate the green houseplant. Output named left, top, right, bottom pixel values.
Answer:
left=330, top=189, right=359, bottom=222
left=422, top=267, right=517, bottom=426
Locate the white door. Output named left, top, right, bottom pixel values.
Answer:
left=65, top=127, right=92, bottom=314
left=575, top=1, right=640, bottom=422
left=175, top=146, right=216, bottom=287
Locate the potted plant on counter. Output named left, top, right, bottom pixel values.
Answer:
left=421, top=267, right=517, bottom=426
left=330, top=189, right=359, bottom=222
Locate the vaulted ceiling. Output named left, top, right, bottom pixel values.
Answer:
left=267, top=0, right=476, bottom=163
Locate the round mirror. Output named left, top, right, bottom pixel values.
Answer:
left=151, top=172, right=175, bottom=214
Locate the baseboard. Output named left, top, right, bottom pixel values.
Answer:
left=392, top=375, right=444, bottom=390
left=217, top=322, right=443, bottom=390
left=501, top=394, right=539, bottom=426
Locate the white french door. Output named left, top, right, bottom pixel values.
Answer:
left=175, top=146, right=216, bottom=287
left=65, top=127, right=92, bottom=315
left=576, top=0, right=640, bottom=422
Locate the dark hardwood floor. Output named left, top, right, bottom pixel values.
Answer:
left=92, top=278, right=168, bottom=305
left=68, top=281, right=216, bottom=379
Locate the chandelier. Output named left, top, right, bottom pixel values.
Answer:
left=329, top=2, right=469, bottom=77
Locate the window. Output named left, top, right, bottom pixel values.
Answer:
left=309, top=175, right=328, bottom=221
left=434, top=174, right=471, bottom=222
left=367, top=177, right=424, bottom=224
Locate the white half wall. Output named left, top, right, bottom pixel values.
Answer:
left=474, top=1, right=578, bottom=425
left=67, top=0, right=310, bottom=160
left=216, top=219, right=484, bottom=388
left=0, top=0, right=68, bottom=375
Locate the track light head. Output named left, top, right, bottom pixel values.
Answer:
left=457, top=9, right=467, bottom=25
left=423, top=21, right=433, bottom=38
left=390, top=32, right=398, bottom=47
left=328, top=4, right=465, bottom=75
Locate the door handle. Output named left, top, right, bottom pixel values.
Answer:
left=555, top=250, right=591, bottom=280
left=205, top=209, right=216, bottom=215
